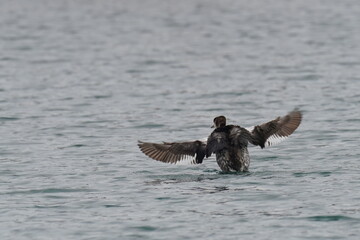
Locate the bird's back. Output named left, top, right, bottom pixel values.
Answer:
left=207, top=125, right=251, bottom=172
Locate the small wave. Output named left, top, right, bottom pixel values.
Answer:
left=306, top=215, right=357, bottom=222
left=3, top=188, right=93, bottom=195
left=134, top=123, right=165, bottom=128
left=293, top=171, right=332, bottom=177
left=0, top=117, right=20, bottom=121
left=131, top=226, right=157, bottom=232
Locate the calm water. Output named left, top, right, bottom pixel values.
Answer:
left=1, top=0, right=360, bottom=239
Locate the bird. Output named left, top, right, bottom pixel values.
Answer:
left=138, top=110, right=302, bottom=172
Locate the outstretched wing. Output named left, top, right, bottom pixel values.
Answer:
left=247, top=110, right=302, bottom=148
left=138, top=140, right=206, bottom=165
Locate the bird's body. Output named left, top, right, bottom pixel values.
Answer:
left=205, top=124, right=251, bottom=171
left=138, top=110, right=302, bottom=172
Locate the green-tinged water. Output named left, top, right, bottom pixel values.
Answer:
left=1, top=0, right=360, bottom=239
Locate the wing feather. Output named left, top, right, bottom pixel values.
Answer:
left=138, top=140, right=206, bottom=164
left=248, top=110, right=302, bottom=148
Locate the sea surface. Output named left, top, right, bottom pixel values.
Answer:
left=1, top=0, right=360, bottom=239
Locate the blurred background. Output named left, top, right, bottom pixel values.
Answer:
left=1, top=0, right=360, bottom=239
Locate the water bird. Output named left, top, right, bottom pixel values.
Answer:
left=138, top=110, right=302, bottom=172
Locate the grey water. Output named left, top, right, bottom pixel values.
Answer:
left=1, top=0, right=360, bottom=239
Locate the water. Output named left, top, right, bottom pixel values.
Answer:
left=1, top=0, right=360, bottom=239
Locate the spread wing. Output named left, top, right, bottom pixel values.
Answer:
left=247, top=110, right=302, bottom=148
left=138, top=140, right=206, bottom=165
left=205, top=130, right=228, bottom=158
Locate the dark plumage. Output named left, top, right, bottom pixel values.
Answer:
left=137, top=140, right=206, bottom=164
left=138, top=110, right=302, bottom=172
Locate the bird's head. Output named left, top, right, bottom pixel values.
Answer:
left=211, top=116, right=226, bottom=128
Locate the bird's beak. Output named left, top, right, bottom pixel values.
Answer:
left=211, top=124, right=215, bottom=128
